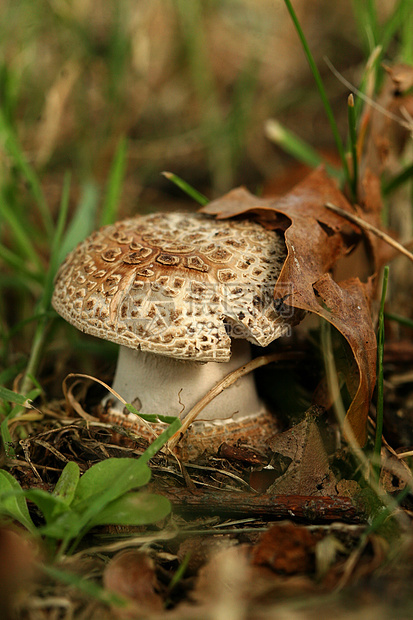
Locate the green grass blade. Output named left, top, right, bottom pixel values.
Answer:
left=0, top=243, right=43, bottom=285
left=265, top=119, right=342, bottom=180
left=124, top=402, right=181, bottom=425
left=366, top=0, right=379, bottom=46
left=139, top=417, right=181, bottom=465
left=347, top=94, right=358, bottom=202
left=283, top=0, right=350, bottom=188
left=43, top=172, right=71, bottom=308
left=373, top=266, right=389, bottom=477
left=379, top=0, right=412, bottom=61
left=53, top=462, right=80, bottom=507
left=226, top=55, right=260, bottom=172
left=0, top=360, right=26, bottom=385
left=19, top=174, right=71, bottom=396
left=89, top=491, right=171, bottom=527
left=162, top=171, right=209, bottom=205
left=58, top=180, right=99, bottom=264
left=0, top=109, right=53, bottom=238
left=0, top=196, right=43, bottom=272
left=6, top=311, right=56, bottom=340
left=382, top=164, right=413, bottom=196
left=100, top=136, right=128, bottom=227
left=384, top=312, right=413, bottom=330
left=400, top=0, right=413, bottom=62
left=0, top=385, right=33, bottom=407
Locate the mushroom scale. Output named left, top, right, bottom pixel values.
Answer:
left=52, top=212, right=289, bottom=361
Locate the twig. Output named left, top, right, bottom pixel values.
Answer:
left=325, top=202, right=413, bottom=262
left=158, top=488, right=363, bottom=523
left=167, top=352, right=297, bottom=451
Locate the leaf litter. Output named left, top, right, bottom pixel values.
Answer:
left=201, top=167, right=378, bottom=446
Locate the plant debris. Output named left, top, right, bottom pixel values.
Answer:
left=201, top=168, right=378, bottom=445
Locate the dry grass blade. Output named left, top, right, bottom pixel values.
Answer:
left=325, top=202, right=413, bottom=262
left=62, top=372, right=158, bottom=438
left=167, top=352, right=297, bottom=451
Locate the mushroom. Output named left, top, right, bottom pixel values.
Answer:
left=52, top=211, right=301, bottom=458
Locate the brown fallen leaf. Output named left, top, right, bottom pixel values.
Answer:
left=103, top=550, right=163, bottom=617
left=201, top=168, right=377, bottom=445
left=0, top=528, right=37, bottom=618
left=361, top=63, right=413, bottom=179
left=265, top=409, right=337, bottom=496
left=251, top=522, right=320, bottom=574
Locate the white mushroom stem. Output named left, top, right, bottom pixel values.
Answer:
left=167, top=351, right=287, bottom=451
left=108, top=339, right=267, bottom=424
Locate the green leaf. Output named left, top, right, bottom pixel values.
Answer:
left=0, top=470, right=37, bottom=534
left=89, top=492, right=171, bottom=527
left=53, top=461, right=80, bottom=507
left=265, top=119, right=342, bottom=180
left=162, top=171, right=209, bottom=206
left=37, top=509, right=83, bottom=539
left=42, top=172, right=71, bottom=309
left=25, top=488, right=71, bottom=523
left=124, top=402, right=178, bottom=425
left=139, top=417, right=181, bottom=465
left=0, top=385, right=32, bottom=407
left=72, top=458, right=151, bottom=511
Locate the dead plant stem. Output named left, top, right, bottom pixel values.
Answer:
left=325, top=202, right=413, bottom=262
left=167, top=352, right=292, bottom=451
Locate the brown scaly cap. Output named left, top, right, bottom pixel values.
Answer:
left=52, top=212, right=295, bottom=362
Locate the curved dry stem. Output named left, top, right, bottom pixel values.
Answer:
left=325, top=202, right=413, bottom=262
left=62, top=372, right=157, bottom=437
left=167, top=352, right=295, bottom=451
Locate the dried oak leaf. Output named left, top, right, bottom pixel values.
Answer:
left=266, top=410, right=337, bottom=496
left=200, top=168, right=376, bottom=445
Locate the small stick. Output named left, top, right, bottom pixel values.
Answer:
left=158, top=487, right=363, bottom=523
left=167, top=352, right=296, bottom=451
left=325, top=202, right=413, bottom=262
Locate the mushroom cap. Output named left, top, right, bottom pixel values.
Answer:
left=52, top=212, right=297, bottom=362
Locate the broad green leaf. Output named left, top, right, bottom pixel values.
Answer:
left=53, top=461, right=80, bottom=507
left=25, top=488, right=71, bottom=523
left=0, top=470, right=37, bottom=534
left=89, top=492, right=171, bottom=527
left=72, top=458, right=151, bottom=510
left=37, top=509, right=83, bottom=539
